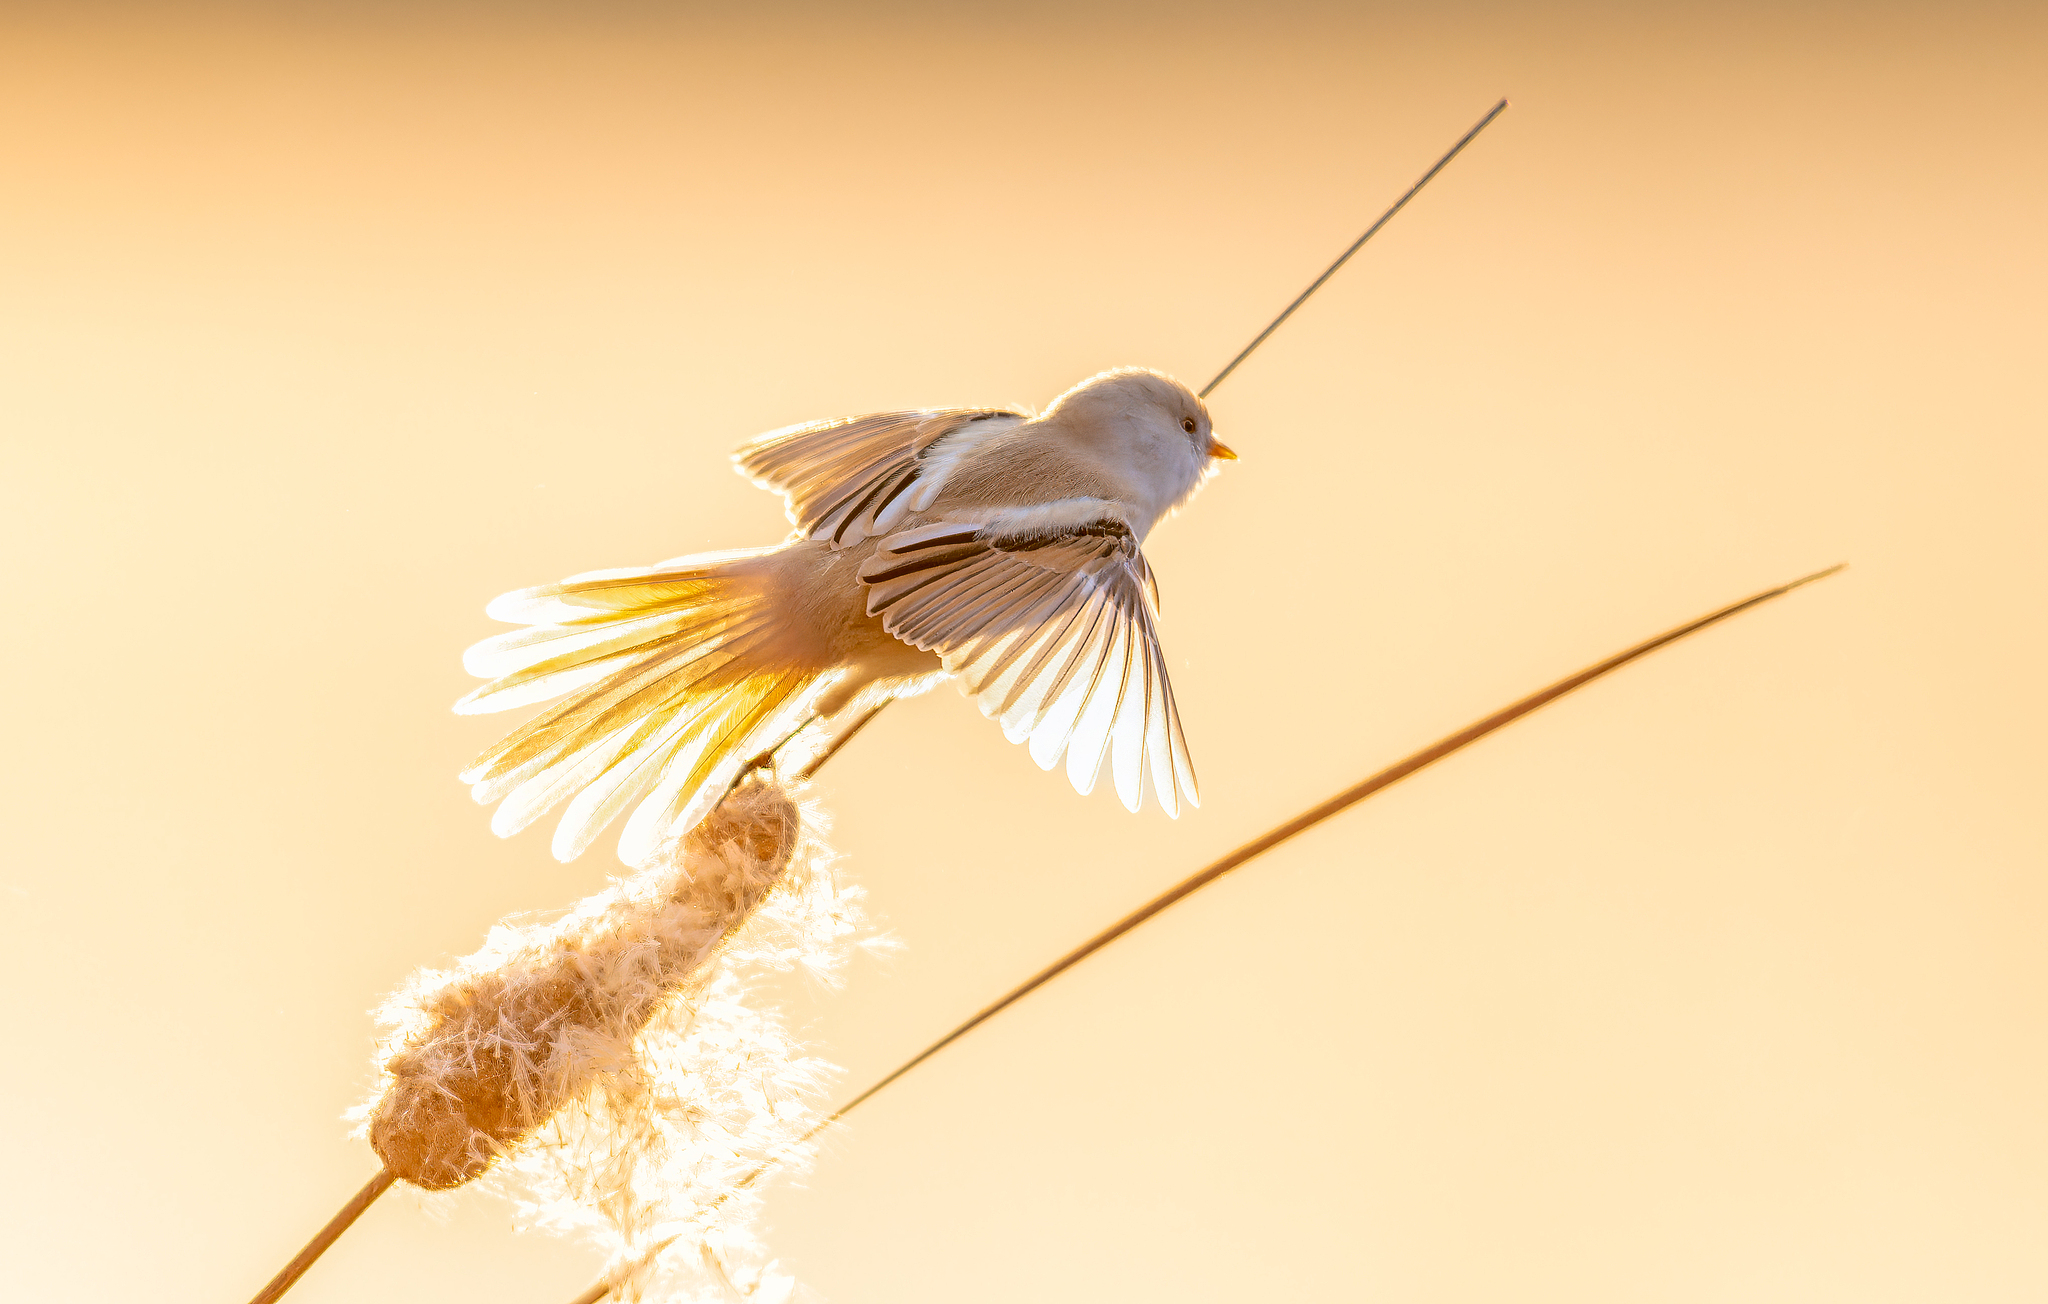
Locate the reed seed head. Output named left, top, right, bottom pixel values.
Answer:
left=363, top=779, right=803, bottom=1188
left=353, top=776, right=862, bottom=1300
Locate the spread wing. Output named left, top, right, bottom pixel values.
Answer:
left=857, top=509, right=1197, bottom=815
left=732, top=407, right=1026, bottom=547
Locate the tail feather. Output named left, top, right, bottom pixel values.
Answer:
left=614, top=673, right=817, bottom=866
left=550, top=704, right=716, bottom=863
left=482, top=546, right=777, bottom=624
left=459, top=629, right=748, bottom=791
left=457, top=551, right=828, bottom=864
left=490, top=716, right=641, bottom=840
left=453, top=606, right=755, bottom=717
left=474, top=655, right=724, bottom=811
left=461, top=604, right=726, bottom=684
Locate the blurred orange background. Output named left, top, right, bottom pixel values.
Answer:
left=2, top=3, right=2043, bottom=1301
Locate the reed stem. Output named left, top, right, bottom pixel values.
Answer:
left=564, top=562, right=1846, bottom=1300
left=245, top=1166, right=397, bottom=1304
left=1199, top=96, right=1509, bottom=398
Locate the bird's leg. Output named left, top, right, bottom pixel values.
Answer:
left=715, top=697, right=893, bottom=809
left=723, top=715, right=822, bottom=803
left=740, top=742, right=789, bottom=779
left=793, top=699, right=891, bottom=780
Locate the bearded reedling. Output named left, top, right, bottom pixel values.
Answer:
left=457, top=367, right=1230, bottom=868
left=456, top=97, right=1509, bottom=866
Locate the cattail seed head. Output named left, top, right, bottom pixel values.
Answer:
left=365, top=779, right=804, bottom=1189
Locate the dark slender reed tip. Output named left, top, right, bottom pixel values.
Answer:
left=1198, top=96, right=1509, bottom=400
left=246, top=1166, right=398, bottom=1304
left=1790, top=561, right=1847, bottom=585
left=564, top=560, right=1847, bottom=1302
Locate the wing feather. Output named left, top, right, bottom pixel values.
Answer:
left=1065, top=616, right=1129, bottom=797
left=860, top=511, right=1197, bottom=814
left=1030, top=598, right=1109, bottom=773
left=733, top=408, right=1025, bottom=545
left=1109, top=621, right=1148, bottom=811
left=1142, top=638, right=1178, bottom=817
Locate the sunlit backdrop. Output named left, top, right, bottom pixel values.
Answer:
left=2, top=3, right=2043, bottom=1301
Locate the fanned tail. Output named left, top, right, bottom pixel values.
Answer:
left=455, top=548, right=833, bottom=864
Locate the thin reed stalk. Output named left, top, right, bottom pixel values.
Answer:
left=566, top=563, right=1846, bottom=1302
left=1198, top=96, right=1508, bottom=398
left=245, top=1168, right=397, bottom=1304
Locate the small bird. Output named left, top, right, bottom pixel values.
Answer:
left=456, top=367, right=1237, bottom=864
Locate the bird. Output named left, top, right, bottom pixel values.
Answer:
left=454, top=367, right=1238, bottom=865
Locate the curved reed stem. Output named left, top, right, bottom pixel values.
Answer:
left=245, top=1166, right=397, bottom=1304
left=564, top=562, right=1847, bottom=1301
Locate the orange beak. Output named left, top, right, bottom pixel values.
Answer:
left=1206, top=434, right=1238, bottom=461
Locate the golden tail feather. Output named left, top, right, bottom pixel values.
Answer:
left=457, top=550, right=833, bottom=864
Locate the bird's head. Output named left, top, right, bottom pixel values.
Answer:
left=1041, top=368, right=1236, bottom=522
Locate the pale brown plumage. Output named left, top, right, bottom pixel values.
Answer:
left=456, top=367, right=1236, bottom=864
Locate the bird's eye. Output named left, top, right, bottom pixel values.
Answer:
left=1181, top=417, right=1197, bottom=434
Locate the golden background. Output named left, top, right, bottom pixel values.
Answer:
left=3, top=3, right=2042, bottom=1299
